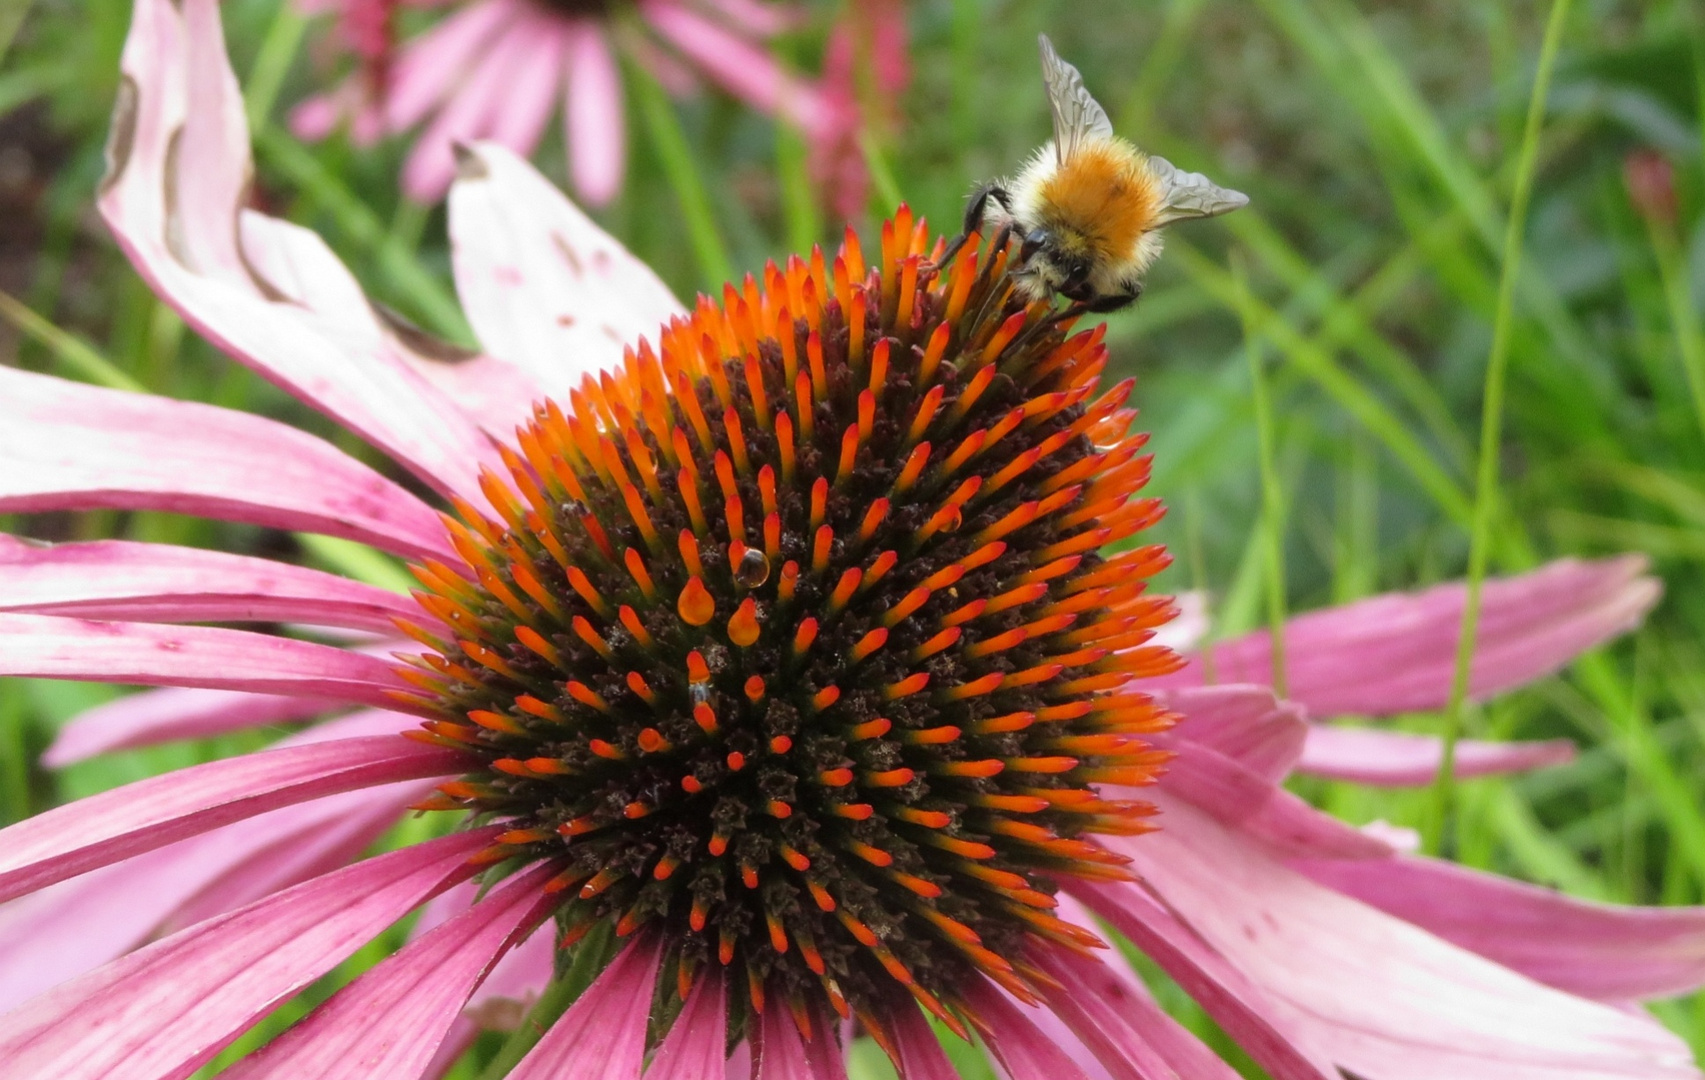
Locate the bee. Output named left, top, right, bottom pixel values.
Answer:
left=946, top=34, right=1248, bottom=314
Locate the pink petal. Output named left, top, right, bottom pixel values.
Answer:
left=102, top=0, right=503, bottom=507
left=647, top=973, right=726, bottom=1080
left=1296, top=725, right=1576, bottom=785
left=564, top=23, right=626, bottom=205
left=1148, top=589, right=1207, bottom=652
left=44, top=687, right=336, bottom=766
left=0, top=731, right=466, bottom=904
left=507, top=933, right=662, bottom=1080
left=411, top=881, right=556, bottom=1031
left=485, top=17, right=568, bottom=159
left=447, top=142, right=685, bottom=393
left=219, top=863, right=557, bottom=1080
left=1153, top=684, right=1305, bottom=783
left=0, top=613, right=418, bottom=710
left=402, top=16, right=540, bottom=202
left=695, top=0, right=799, bottom=37
left=643, top=1, right=830, bottom=135
left=382, top=0, right=515, bottom=135
left=0, top=535, right=424, bottom=634
left=875, top=997, right=959, bottom=1080
left=1293, top=853, right=1705, bottom=1002
left=1098, top=795, right=1700, bottom=1079
left=957, top=977, right=1093, bottom=1080
left=0, top=777, right=418, bottom=1013
left=1150, top=557, right=1659, bottom=717
left=0, top=828, right=494, bottom=1080
left=752, top=993, right=844, bottom=1080
left=0, top=366, right=454, bottom=563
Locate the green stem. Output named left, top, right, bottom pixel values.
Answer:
left=475, top=922, right=614, bottom=1080
left=858, top=130, right=905, bottom=218
left=244, top=5, right=308, bottom=130
left=775, top=123, right=821, bottom=255
left=1647, top=220, right=1705, bottom=444
left=0, top=286, right=143, bottom=392
left=1233, top=253, right=1288, bottom=698
left=625, top=56, right=733, bottom=289
left=1429, top=0, right=1573, bottom=856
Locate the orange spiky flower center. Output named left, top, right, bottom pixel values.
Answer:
left=395, top=208, right=1180, bottom=1039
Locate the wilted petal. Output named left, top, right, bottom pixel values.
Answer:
left=0, top=534, right=424, bottom=634
left=1297, top=725, right=1576, bottom=786
left=0, top=829, right=494, bottom=1080
left=1152, top=557, right=1659, bottom=717
left=0, top=366, right=455, bottom=563
left=1293, top=853, right=1705, bottom=1002
left=1100, top=796, right=1700, bottom=1079
left=506, top=933, right=661, bottom=1080
left=102, top=0, right=501, bottom=505
left=644, top=970, right=725, bottom=1080
left=564, top=23, right=626, bottom=205
left=219, top=864, right=557, bottom=1080
left=0, top=613, right=417, bottom=711
left=0, top=732, right=466, bottom=903
left=447, top=141, right=684, bottom=394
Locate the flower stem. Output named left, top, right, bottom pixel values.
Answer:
left=0, top=286, right=143, bottom=392
left=243, top=4, right=307, bottom=130
left=474, top=921, right=615, bottom=1080
left=1646, top=221, right=1705, bottom=444
left=1232, top=252, right=1288, bottom=698
left=625, top=55, right=734, bottom=290
left=1429, top=0, right=1573, bottom=855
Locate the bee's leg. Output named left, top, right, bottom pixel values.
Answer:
left=937, top=183, right=1012, bottom=269
left=1081, top=283, right=1144, bottom=315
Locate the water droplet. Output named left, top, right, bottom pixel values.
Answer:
left=735, top=549, right=772, bottom=588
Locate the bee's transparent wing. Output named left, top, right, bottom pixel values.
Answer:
left=1149, top=155, right=1249, bottom=224
left=1039, top=34, right=1113, bottom=164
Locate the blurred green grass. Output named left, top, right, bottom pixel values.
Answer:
left=2, top=0, right=1705, bottom=1072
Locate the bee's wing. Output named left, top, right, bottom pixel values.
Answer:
left=1148, top=155, right=1249, bottom=224
left=1039, top=34, right=1113, bottom=165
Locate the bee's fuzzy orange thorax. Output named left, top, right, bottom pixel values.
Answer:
left=1034, top=138, right=1163, bottom=264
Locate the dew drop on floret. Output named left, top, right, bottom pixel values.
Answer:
left=393, top=208, right=1182, bottom=1043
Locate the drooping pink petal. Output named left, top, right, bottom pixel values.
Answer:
left=1293, top=853, right=1705, bottom=1002
left=447, top=141, right=685, bottom=394
left=1296, top=725, right=1576, bottom=786
left=646, top=973, right=726, bottom=1080
left=0, top=366, right=455, bottom=563
left=564, top=22, right=626, bottom=205
left=485, top=15, right=568, bottom=159
left=219, top=863, right=557, bottom=1080
left=0, top=534, right=424, bottom=634
left=751, top=993, right=845, bottom=1080
left=0, top=828, right=494, bottom=1080
left=1149, top=557, right=1659, bottom=717
left=1153, top=684, right=1305, bottom=783
left=0, top=731, right=467, bottom=904
left=402, top=15, right=541, bottom=202
left=380, top=0, right=514, bottom=134
left=44, top=687, right=337, bottom=766
left=0, top=613, right=419, bottom=712
left=0, top=777, right=419, bottom=1013
left=875, top=997, right=959, bottom=1080
left=506, top=933, right=662, bottom=1080
left=957, top=976, right=1094, bottom=1080
left=410, top=880, right=557, bottom=1031
left=1096, top=795, right=1700, bottom=1079
left=643, top=1, right=831, bottom=135
left=102, top=0, right=503, bottom=506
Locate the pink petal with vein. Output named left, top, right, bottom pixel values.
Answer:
left=1150, top=557, right=1659, bottom=717
left=1154, top=684, right=1305, bottom=782
left=0, top=731, right=466, bottom=903
left=647, top=973, right=727, bottom=1080
left=958, top=977, right=1093, bottom=1080
left=752, top=992, right=844, bottom=1080
left=0, top=613, right=416, bottom=711
left=411, top=881, right=557, bottom=1031
left=0, top=829, right=493, bottom=1080
left=485, top=16, right=567, bottom=158
left=0, top=366, right=454, bottom=563
left=220, top=863, right=557, bottom=1080
left=877, top=997, right=958, bottom=1080
left=102, top=0, right=501, bottom=505
left=402, top=18, right=538, bottom=202
left=1297, top=725, right=1576, bottom=786
left=1099, top=796, right=1700, bottom=1079
left=0, top=535, right=424, bottom=634
left=44, top=687, right=337, bottom=766
left=1027, top=947, right=1222, bottom=1080
left=447, top=142, right=685, bottom=392
left=1293, top=854, right=1705, bottom=1002
left=0, top=777, right=418, bottom=1012
left=382, top=0, right=514, bottom=134
left=507, top=933, right=661, bottom=1080
left=565, top=22, right=625, bottom=205
left=644, top=1, right=830, bottom=134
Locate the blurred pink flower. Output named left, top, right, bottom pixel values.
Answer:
left=813, top=0, right=911, bottom=219
left=292, top=0, right=831, bottom=204
left=0, top=2, right=1702, bottom=1078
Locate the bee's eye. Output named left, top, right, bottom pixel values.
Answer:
left=1021, top=229, right=1050, bottom=261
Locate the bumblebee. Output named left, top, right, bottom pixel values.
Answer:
left=948, top=35, right=1248, bottom=314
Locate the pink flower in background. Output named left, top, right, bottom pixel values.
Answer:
left=293, top=0, right=831, bottom=204
left=1, top=2, right=1703, bottom=1079
left=813, top=0, right=911, bottom=219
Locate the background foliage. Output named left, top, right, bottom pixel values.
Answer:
left=1, top=0, right=1703, bottom=1073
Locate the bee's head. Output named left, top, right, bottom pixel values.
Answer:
left=1016, top=227, right=1095, bottom=301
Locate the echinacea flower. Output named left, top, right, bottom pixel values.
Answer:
left=2, top=2, right=1704, bottom=1078
left=292, top=0, right=831, bottom=204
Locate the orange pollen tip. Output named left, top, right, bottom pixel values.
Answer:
left=812, top=686, right=842, bottom=710
left=678, top=576, right=716, bottom=625
left=728, top=597, right=761, bottom=647
left=768, top=800, right=794, bottom=819
left=833, top=803, right=876, bottom=820
left=819, top=767, right=854, bottom=786
left=693, top=703, right=719, bottom=733
left=885, top=673, right=930, bottom=699
left=727, top=751, right=747, bottom=771
left=745, top=675, right=766, bottom=701
left=867, top=767, right=915, bottom=787
left=769, top=735, right=794, bottom=754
